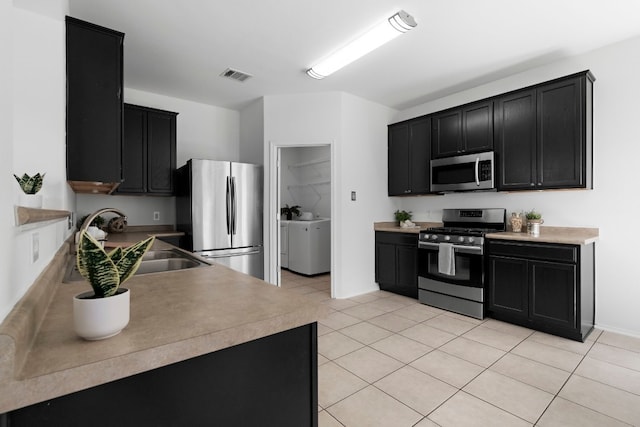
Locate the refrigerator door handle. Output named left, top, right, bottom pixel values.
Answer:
left=226, top=176, right=231, bottom=235
left=231, top=176, right=237, bottom=235
left=201, top=249, right=262, bottom=259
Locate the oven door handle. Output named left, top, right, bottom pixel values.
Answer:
left=418, top=241, right=483, bottom=255
left=475, top=157, right=480, bottom=186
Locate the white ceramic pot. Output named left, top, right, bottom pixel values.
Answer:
left=19, top=193, right=42, bottom=208
left=73, top=288, right=130, bottom=340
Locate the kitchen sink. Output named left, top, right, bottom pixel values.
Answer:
left=63, top=249, right=209, bottom=283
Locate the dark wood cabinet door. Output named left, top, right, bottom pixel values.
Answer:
left=537, top=77, right=584, bottom=188
left=530, top=260, right=577, bottom=329
left=375, top=242, right=397, bottom=285
left=66, top=17, right=123, bottom=183
left=396, top=245, right=418, bottom=298
left=388, top=123, right=410, bottom=195
left=147, top=111, right=177, bottom=194
left=119, top=104, right=177, bottom=195
left=431, top=110, right=462, bottom=158
left=495, top=90, right=537, bottom=190
left=119, top=105, right=147, bottom=193
left=488, top=256, right=529, bottom=319
left=408, top=118, right=430, bottom=194
left=462, top=101, right=493, bottom=153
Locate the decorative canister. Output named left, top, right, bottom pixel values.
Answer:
left=510, top=212, right=523, bottom=233
left=528, top=219, right=543, bottom=237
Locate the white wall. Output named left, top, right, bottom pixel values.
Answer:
left=1, top=3, right=74, bottom=323
left=263, top=92, right=396, bottom=298
left=77, top=88, right=241, bottom=227
left=239, top=98, right=264, bottom=165
left=393, top=36, right=640, bottom=337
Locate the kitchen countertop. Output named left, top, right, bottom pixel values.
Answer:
left=374, top=221, right=442, bottom=234
left=486, top=226, right=599, bottom=245
left=0, top=232, right=327, bottom=413
left=374, top=221, right=598, bottom=245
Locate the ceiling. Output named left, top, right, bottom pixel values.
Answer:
left=67, top=0, right=640, bottom=111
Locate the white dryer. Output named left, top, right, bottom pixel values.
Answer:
left=287, top=219, right=330, bottom=275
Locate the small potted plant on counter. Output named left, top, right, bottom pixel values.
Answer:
left=14, top=172, right=45, bottom=208
left=73, top=231, right=154, bottom=340
left=394, top=210, right=415, bottom=228
left=525, top=209, right=544, bottom=236
left=281, top=204, right=301, bottom=220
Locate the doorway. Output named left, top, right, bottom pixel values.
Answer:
left=269, top=143, right=333, bottom=298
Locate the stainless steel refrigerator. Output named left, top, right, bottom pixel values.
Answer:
left=176, top=159, right=263, bottom=279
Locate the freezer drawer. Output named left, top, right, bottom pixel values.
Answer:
left=199, top=247, right=264, bottom=280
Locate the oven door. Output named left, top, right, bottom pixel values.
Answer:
left=418, top=242, right=484, bottom=288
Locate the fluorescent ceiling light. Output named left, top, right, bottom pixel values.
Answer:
left=307, top=10, right=417, bottom=80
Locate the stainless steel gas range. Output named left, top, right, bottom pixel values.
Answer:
left=417, top=208, right=506, bottom=319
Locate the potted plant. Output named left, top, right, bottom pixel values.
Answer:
left=14, top=172, right=45, bottom=208
left=525, top=209, right=544, bottom=236
left=281, top=204, right=301, bottom=220
left=394, top=210, right=415, bottom=227
left=73, top=230, right=154, bottom=340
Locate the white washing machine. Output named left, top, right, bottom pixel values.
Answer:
left=287, top=219, right=330, bottom=275
left=280, top=220, right=289, bottom=268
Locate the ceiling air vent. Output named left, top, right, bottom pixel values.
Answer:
left=220, top=68, right=252, bottom=82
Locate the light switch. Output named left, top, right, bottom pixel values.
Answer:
left=351, top=191, right=356, bottom=201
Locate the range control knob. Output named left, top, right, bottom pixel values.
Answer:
left=468, top=237, right=475, bottom=243
left=431, top=235, right=438, bottom=240
left=444, top=235, right=451, bottom=241
left=457, top=236, right=465, bottom=243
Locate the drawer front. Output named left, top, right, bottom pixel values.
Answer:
left=488, top=240, right=577, bottom=263
left=375, top=231, right=418, bottom=246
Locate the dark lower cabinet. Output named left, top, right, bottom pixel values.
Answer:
left=375, top=231, right=418, bottom=298
left=5, top=324, right=318, bottom=427
left=487, top=240, right=594, bottom=342
left=117, top=104, right=177, bottom=195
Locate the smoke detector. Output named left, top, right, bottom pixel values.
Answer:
left=219, top=68, right=252, bottom=82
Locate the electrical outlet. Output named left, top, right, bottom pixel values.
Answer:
left=351, top=191, right=356, bottom=201
left=32, top=232, right=39, bottom=263
left=153, top=211, right=160, bottom=221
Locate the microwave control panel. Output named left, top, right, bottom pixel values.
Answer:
left=479, top=160, right=492, bottom=181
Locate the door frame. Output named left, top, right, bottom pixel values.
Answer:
left=268, top=141, right=334, bottom=297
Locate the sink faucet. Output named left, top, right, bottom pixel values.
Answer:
left=78, top=207, right=127, bottom=239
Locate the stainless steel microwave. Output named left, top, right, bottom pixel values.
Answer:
left=430, top=151, right=495, bottom=192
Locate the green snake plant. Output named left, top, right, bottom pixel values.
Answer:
left=77, top=231, right=155, bottom=298
left=14, top=173, right=45, bottom=194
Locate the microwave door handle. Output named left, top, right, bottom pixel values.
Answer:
left=475, top=157, right=480, bottom=186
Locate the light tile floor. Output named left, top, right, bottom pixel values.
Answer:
left=280, top=269, right=640, bottom=426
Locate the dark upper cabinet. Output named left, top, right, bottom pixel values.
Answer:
left=66, top=17, right=124, bottom=189
left=388, top=117, right=430, bottom=196
left=431, top=100, right=493, bottom=159
left=118, top=104, right=177, bottom=195
left=494, top=90, right=537, bottom=190
left=496, top=72, right=594, bottom=190
left=487, top=239, right=594, bottom=342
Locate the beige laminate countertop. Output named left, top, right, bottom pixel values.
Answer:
left=486, top=226, right=599, bottom=245
left=0, top=232, right=327, bottom=413
left=374, top=221, right=442, bottom=234
left=374, top=222, right=598, bottom=245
